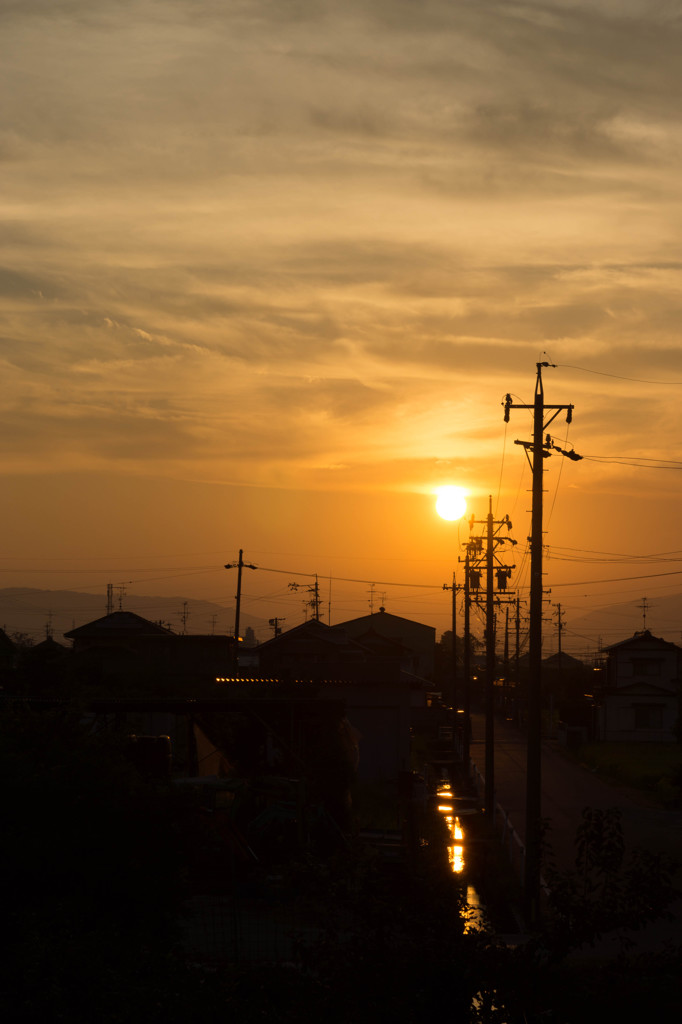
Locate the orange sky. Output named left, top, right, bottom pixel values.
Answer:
left=2, top=2, right=682, bottom=652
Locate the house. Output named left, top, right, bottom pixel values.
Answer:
left=251, top=617, right=423, bottom=782
left=19, top=635, right=69, bottom=693
left=64, top=610, right=236, bottom=694
left=596, top=630, right=681, bottom=742
left=333, top=607, right=436, bottom=682
left=255, top=617, right=375, bottom=682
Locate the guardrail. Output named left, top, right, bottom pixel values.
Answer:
left=470, top=760, right=548, bottom=897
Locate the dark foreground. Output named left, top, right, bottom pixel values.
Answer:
left=3, top=707, right=681, bottom=1023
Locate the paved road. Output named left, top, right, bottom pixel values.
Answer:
left=469, top=712, right=682, bottom=873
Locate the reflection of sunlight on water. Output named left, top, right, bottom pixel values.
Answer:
left=436, top=780, right=486, bottom=933
left=436, top=782, right=462, bottom=872
left=436, top=786, right=465, bottom=875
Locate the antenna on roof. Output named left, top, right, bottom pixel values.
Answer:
left=106, top=583, right=114, bottom=616
left=638, top=596, right=649, bottom=631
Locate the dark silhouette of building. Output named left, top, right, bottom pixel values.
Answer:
left=64, top=610, right=236, bottom=694
left=334, top=607, right=436, bottom=682
left=249, top=617, right=430, bottom=783
left=595, top=630, right=682, bottom=742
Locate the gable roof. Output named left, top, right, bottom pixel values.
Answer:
left=603, top=629, right=682, bottom=654
left=258, top=617, right=363, bottom=654
left=542, top=651, right=587, bottom=670
left=337, top=609, right=434, bottom=634
left=64, top=610, right=174, bottom=640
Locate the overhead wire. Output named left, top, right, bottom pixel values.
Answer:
left=556, top=363, right=682, bottom=385
left=495, top=417, right=508, bottom=517
left=254, top=564, right=444, bottom=590
left=581, top=455, right=682, bottom=469
left=8, top=362, right=681, bottom=638
left=550, top=567, right=682, bottom=587
left=546, top=423, right=571, bottom=526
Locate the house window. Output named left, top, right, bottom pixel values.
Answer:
left=633, top=704, right=664, bottom=729
left=631, top=658, right=662, bottom=677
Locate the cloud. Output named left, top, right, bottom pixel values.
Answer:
left=0, top=0, right=681, bottom=508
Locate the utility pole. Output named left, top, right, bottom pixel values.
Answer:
left=442, top=572, right=458, bottom=711
left=225, top=549, right=257, bottom=670
left=485, top=499, right=495, bottom=818
left=268, top=616, right=286, bottom=638
left=550, top=602, right=566, bottom=742
left=289, top=575, right=322, bottom=621
left=554, top=602, right=565, bottom=658
left=465, top=498, right=517, bottom=819
left=462, top=549, right=472, bottom=772
left=514, top=596, right=522, bottom=721
left=504, top=361, right=581, bottom=921
left=312, top=574, right=321, bottom=620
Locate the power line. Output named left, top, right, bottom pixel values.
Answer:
left=557, top=363, right=682, bottom=385
left=255, top=564, right=444, bottom=589
left=551, top=545, right=682, bottom=558
left=582, top=456, right=682, bottom=469
left=551, top=567, right=682, bottom=587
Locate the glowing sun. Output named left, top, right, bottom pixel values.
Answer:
left=435, top=486, right=467, bottom=521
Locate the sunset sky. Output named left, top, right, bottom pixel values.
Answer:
left=2, top=1, right=682, bottom=651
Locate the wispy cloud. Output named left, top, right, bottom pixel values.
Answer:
left=1, top=0, right=681, bottom=505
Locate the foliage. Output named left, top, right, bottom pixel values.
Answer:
left=539, top=807, right=678, bottom=960
left=10, top=631, right=34, bottom=648
left=292, top=840, right=477, bottom=1023
left=463, top=806, right=681, bottom=1023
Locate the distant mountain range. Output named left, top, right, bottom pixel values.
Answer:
left=0, top=588, right=269, bottom=645
left=4, top=586, right=682, bottom=658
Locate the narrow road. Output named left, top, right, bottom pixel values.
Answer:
left=469, top=712, right=682, bottom=872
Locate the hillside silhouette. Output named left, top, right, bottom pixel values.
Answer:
left=0, top=588, right=268, bottom=645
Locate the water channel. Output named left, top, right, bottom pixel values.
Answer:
left=434, top=776, right=487, bottom=932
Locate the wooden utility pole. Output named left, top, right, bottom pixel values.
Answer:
left=504, top=362, right=580, bottom=921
